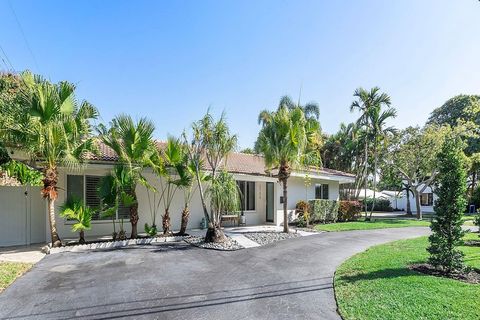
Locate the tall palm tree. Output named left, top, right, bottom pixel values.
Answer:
left=256, top=106, right=308, bottom=233
left=98, top=115, right=157, bottom=238
left=350, top=87, right=391, bottom=216
left=367, top=105, right=397, bottom=217
left=3, top=72, right=98, bottom=247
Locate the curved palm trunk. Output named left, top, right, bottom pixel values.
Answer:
left=178, top=205, right=190, bottom=235
left=162, top=209, right=171, bottom=235
left=406, top=194, right=412, bottom=215
left=129, top=189, right=139, bottom=239
left=42, top=167, right=61, bottom=247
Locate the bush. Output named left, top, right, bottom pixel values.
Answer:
left=296, top=200, right=310, bottom=224
left=308, top=199, right=339, bottom=223
left=295, top=215, right=307, bottom=228
left=363, top=198, right=393, bottom=212
left=338, top=200, right=362, bottom=222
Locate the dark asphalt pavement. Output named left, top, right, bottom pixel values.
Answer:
left=0, top=227, right=430, bottom=320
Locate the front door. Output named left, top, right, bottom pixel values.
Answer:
left=266, top=182, right=274, bottom=222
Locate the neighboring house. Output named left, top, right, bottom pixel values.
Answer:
left=0, top=142, right=355, bottom=246
left=396, top=184, right=436, bottom=213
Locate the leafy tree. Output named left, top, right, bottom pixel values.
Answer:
left=388, top=125, right=450, bottom=219
left=207, top=170, right=240, bottom=224
left=0, top=160, right=43, bottom=186
left=427, top=138, right=467, bottom=274
left=98, top=115, right=157, bottom=238
left=183, top=112, right=237, bottom=242
left=59, top=197, right=93, bottom=244
left=240, top=147, right=255, bottom=154
left=350, top=87, right=392, bottom=213
left=256, top=105, right=307, bottom=232
left=2, top=72, right=98, bottom=247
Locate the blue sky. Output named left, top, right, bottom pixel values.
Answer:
left=1, top=0, right=479, bottom=149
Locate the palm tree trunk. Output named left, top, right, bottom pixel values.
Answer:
left=129, top=189, right=139, bottom=239
left=369, top=147, right=378, bottom=220
left=79, top=230, right=85, bottom=244
left=42, top=167, right=61, bottom=247
left=162, top=208, right=171, bottom=235
left=364, top=136, right=368, bottom=220
left=282, top=178, right=289, bottom=233
left=413, top=189, right=422, bottom=220
left=178, top=205, right=190, bottom=235
left=406, top=193, right=412, bottom=215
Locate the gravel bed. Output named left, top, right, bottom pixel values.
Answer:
left=243, top=231, right=301, bottom=246
left=184, top=236, right=243, bottom=251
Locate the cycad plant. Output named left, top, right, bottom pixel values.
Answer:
left=59, top=197, right=93, bottom=244
left=2, top=71, right=98, bottom=247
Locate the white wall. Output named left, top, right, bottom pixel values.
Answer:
left=396, top=185, right=436, bottom=213
left=0, top=186, right=46, bottom=247
left=274, top=176, right=340, bottom=226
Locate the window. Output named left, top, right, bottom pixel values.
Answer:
left=315, top=184, right=329, bottom=200
left=66, top=174, right=127, bottom=220
left=420, top=193, right=433, bottom=206
left=237, top=180, right=255, bottom=211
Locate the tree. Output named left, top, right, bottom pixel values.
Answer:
left=240, top=147, right=255, bottom=154
left=98, top=115, right=157, bottom=239
left=350, top=87, right=392, bottom=214
left=183, top=112, right=237, bottom=243
left=258, top=95, right=323, bottom=167
left=2, top=72, right=98, bottom=247
left=388, top=125, right=449, bottom=219
left=427, top=138, right=467, bottom=274
left=256, top=105, right=307, bottom=232
left=365, top=104, right=397, bottom=218
left=59, top=197, right=93, bottom=244
left=207, top=170, right=240, bottom=227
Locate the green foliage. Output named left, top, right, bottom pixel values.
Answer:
left=295, top=200, right=310, bottom=225
left=427, top=138, right=467, bottom=273
left=144, top=223, right=158, bottom=237
left=308, top=199, right=339, bottom=223
left=59, top=197, right=93, bottom=242
left=362, top=198, right=393, bottom=212
left=207, top=170, right=240, bottom=216
left=1, top=160, right=43, bottom=185
left=337, top=200, right=362, bottom=221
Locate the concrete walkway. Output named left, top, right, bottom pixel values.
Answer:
left=0, top=227, right=430, bottom=320
left=0, top=243, right=45, bottom=264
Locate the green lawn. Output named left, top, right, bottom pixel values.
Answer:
left=314, top=218, right=431, bottom=232
left=0, top=261, right=32, bottom=293
left=334, top=234, right=480, bottom=320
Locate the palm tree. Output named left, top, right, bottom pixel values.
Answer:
left=3, top=72, right=98, bottom=247
left=98, top=115, right=157, bottom=239
left=367, top=104, right=397, bottom=218
left=256, top=105, right=308, bottom=233
left=350, top=87, right=391, bottom=216
left=401, top=183, right=414, bottom=215
left=59, top=197, right=93, bottom=244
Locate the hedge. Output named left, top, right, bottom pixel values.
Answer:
left=338, top=200, right=362, bottom=221
left=308, top=199, right=339, bottom=223
left=363, top=198, right=393, bottom=212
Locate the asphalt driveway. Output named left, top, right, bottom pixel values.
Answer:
left=0, top=227, right=430, bottom=320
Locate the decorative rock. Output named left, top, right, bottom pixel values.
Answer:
left=184, top=236, right=243, bottom=251
left=243, top=231, right=300, bottom=246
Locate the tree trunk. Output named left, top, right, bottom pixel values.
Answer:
left=406, top=193, right=412, bottom=215
left=178, top=205, right=190, bottom=235
left=129, top=189, right=139, bottom=239
left=162, top=208, right=171, bottom=235
left=204, top=221, right=227, bottom=243
left=413, top=189, right=422, bottom=220
left=364, top=129, right=369, bottom=220
left=42, top=167, right=61, bottom=247
left=369, top=149, right=378, bottom=220
left=79, top=230, right=85, bottom=244
left=282, top=178, right=289, bottom=233
left=470, top=171, right=477, bottom=203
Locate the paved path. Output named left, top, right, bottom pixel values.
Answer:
left=0, top=227, right=430, bottom=320
left=0, top=243, right=45, bottom=264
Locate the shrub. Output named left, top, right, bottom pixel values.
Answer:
left=295, top=215, right=307, bottom=228
left=338, top=200, right=362, bottom=222
left=427, top=138, right=466, bottom=273
left=296, top=200, right=310, bottom=224
left=308, top=199, right=339, bottom=223
left=363, top=198, right=393, bottom=212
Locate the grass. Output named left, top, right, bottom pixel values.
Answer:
left=314, top=218, right=431, bottom=232
left=334, top=234, right=480, bottom=320
left=0, top=261, right=32, bottom=293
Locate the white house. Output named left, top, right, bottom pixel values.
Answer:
left=0, top=142, right=355, bottom=246
left=396, top=184, right=436, bottom=213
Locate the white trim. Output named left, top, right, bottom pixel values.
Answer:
left=291, top=171, right=355, bottom=184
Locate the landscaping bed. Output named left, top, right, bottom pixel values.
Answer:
left=0, top=261, right=32, bottom=293
left=184, top=236, right=243, bottom=251
left=243, top=231, right=300, bottom=245
left=334, top=234, right=480, bottom=320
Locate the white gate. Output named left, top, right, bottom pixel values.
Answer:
left=0, top=186, right=46, bottom=246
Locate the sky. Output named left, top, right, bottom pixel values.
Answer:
left=1, top=0, right=479, bottom=149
